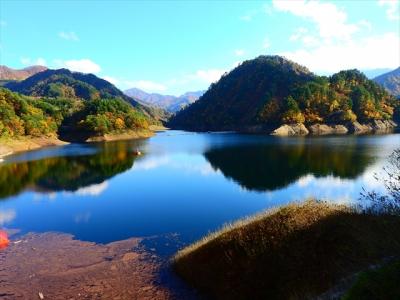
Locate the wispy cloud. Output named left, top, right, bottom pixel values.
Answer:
left=234, top=49, right=245, bottom=56
left=102, top=76, right=119, bottom=85
left=272, top=0, right=359, bottom=40
left=58, top=31, right=79, bottom=41
left=0, top=20, right=7, bottom=27
left=20, top=57, right=47, bottom=66
left=281, top=32, right=400, bottom=72
left=378, top=0, right=400, bottom=20
left=115, top=67, right=226, bottom=93
left=273, top=0, right=400, bottom=72
left=53, top=58, right=101, bottom=73
left=193, top=69, right=226, bottom=83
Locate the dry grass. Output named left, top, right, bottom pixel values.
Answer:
left=174, top=199, right=348, bottom=261
left=173, top=200, right=400, bottom=299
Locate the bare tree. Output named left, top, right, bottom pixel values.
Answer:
left=361, top=149, right=400, bottom=215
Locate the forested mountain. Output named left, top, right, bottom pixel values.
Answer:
left=5, top=68, right=132, bottom=102
left=169, top=56, right=398, bottom=131
left=4, top=68, right=164, bottom=125
left=373, top=67, right=400, bottom=98
left=0, top=65, right=48, bottom=81
left=124, top=88, right=204, bottom=112
left=0, top=87, right=150, bottom=140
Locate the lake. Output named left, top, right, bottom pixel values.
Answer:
left=0, top=131, right=399, bottom=254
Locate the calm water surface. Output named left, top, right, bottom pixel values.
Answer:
left=0, top=131, right=399, bottom=253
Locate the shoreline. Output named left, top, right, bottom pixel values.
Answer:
left=0, top=128, right=164, bottom=159
left=85, top=129, right=155, bottom=142
left=172, top=120, right=399, bottom=137
left=0, top=136, right=68, bottom=159
left=0, top=231, right=195, bottom=299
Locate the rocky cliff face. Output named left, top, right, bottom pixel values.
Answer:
left=270, top=120, right=397, bottom=136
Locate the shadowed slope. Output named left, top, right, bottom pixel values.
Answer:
left=173, top=201, right=400, bottom=299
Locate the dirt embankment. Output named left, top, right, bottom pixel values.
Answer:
left=0, top=136, right=68, bottom=159
left=0, top=232, right=195, bottom=300
left=86, top=130, right=155, bottom=142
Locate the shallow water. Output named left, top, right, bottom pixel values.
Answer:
left=0, top=131, right=398, bottom=253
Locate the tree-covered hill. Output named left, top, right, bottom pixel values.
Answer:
left=0, top=87, right=150, bottom=140
left=373, top=67, right=400, bottom=98
left=5, top=68, right=128, bottom=101
left=4, top=68, right=164, bottom=124
left=169, top=56, right=398, bottom=131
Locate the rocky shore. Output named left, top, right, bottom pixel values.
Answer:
left=0, top=232, right=195, bottom=300
left=271, top=120, right=398, bottom=136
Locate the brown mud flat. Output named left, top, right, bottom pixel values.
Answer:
left=0, top=232, right=196, bottom=300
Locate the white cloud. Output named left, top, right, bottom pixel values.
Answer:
left=378, top=0, right=400, bottom=20
left=58, top=31, right=79, bottom=41
left=0, top=209, right=16, bottom=226
left=194, top=69, right=225, bottom=83
left=20, top=57, right=47, bottom=66
left=125, top=80, right=167, bottom=92
left=102, top=76, right=118, bottom=85
left=234, top=49, right=245, bottom=56
left=272, top=0, right=359, bottom=40
left=0, top=20, right=6, bottom=27
left=273, top=0, right=399, bottom=73
left=75, top=181, right=108, bottom=196
left=280, top=32, right=400, bottom=72
left=53, top=58, right=101, bottom=73
left=36, top=58, right=46, bottom=66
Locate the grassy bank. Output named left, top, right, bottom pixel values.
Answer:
left=173, top=200, right=400, bottom=299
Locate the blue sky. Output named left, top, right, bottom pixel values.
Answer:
left=1, top=0, right=399, bottom=95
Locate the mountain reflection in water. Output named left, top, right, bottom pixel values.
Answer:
left=204, top=139, right=375, bottom=192
left=0, top=140, right=146, bottom=199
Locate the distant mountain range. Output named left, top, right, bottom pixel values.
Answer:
left=124, top=88, right=205, bottom=112
left=362, top=68, right=392, bottom=79
left=373, top=67, right=400, bottom=98
left=0, top=65, right=47, bottom=81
